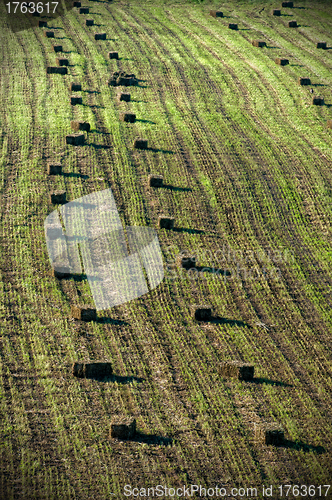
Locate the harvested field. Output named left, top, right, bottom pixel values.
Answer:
left=1, top=0, right=332, bottom=497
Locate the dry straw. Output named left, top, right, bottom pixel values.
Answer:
left=56, top=57, right=69, bottom=66
left=71, top=121, right=90, bottom=132
left=312, top=97, right=324, bottom=105
left=133, top=138, right=148, bottom=149
left=70, top=82, right=82, bottom=91
left=120, top=112, right=136, bottom=123
left=95, top=33, right=106, bottom=40
left=66, top=133, right=85, bottom=145
left=275, top=58, right=289, bottom=65
left=218, top=361, right=254, bottom=380
left=148, top=174, right=163, bottom=187
left=71, top=304, right=97, bottom=321
left=47, top=67, right=67, bottom=74
left=72, top=362, right=112, bottom=378
left=252, top=40, right=267, bottom=47
left=117, top=92, right=131, bottom=102
left=50, top=190, right=66, bottom=205
left=190, top=305, right=212, bottom=321
left=110, top=417, right=136, bottom=439
left=210, top=10, right=223, bottom=18
left=158, top=216, right=174, bottom=230
left=70, top=96, right=82, bottom=105
left=254, top=423, right=284, bottom=446
left=298, top=77, right=311, bottom=86
left=47, top=163, right=62, bottom=175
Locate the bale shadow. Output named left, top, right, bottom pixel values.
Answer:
left=172, top=227, right=205, bottom=235
left=131, top=99, right=148, bottom=103
left=136, top=84, right=148, bottom=88
left=88, top=143, right=111, bottom=149
left=290, top=64, right=304, bottom=67
left=267, top=46, right=280, bottom=49
left=119, top=58, right=134, bottom=61
left=84, top=104, right=105, bottom=109
left=48, top=26, right=63, bottom=29
left=293, top=6, right=305, bottom=8
left=247, top=377, right=293, bottom=387
left=312, top=83, right=326, bottom=87
left=62, top=50, right=74, bottom=54
left=87, top=373, right=143, bottom=383
left=238, top=28, right=251, bottom=31
left=195, top=266, right=232, bottom=276
left=84, top=90, right=101, bottom=94
left=55, top=37, right=69, bottom=39
left=62, top=172, right=89, bottom=179
left=161, top=184, right=192, bottom=192
left=146, top=147, right=174, bottom=154
left=136, top=119, right=156, bottom=124
left=280, top=439, right=325, bottom=454
left=210, top=316, right=250, bottom=328
left=131, top=432, right=173, bottom=446
left=96, top=317, right=128, bottom=326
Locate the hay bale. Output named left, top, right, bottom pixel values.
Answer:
left=176, top=253, right=196, bottom=269
left=312, top=96, right=324, bottom=105
left=70, top=82, right=82, bottom=91
left=158, top=216, right=174, bottom=230
left=95, top=33, right=106, bottom=40
left=272, top=9, right=281, bottom=15
left=71, top=304, right=97, bottom=321
left=117, top=92, right=131, bottom=102
left=255, top=423, right=284, bottom=445
left=148, top=174, right=163, bottom=187
left=44, top=31, right=55, bottom=38
left=210, top=10, right=223, bottom=18
left=218, top=361, right=254, bottom=380
left=120, top=112, right=136, bottom=123
left=39, top=21, right=47, bottom=27
left=73, top=1, right=81, bottom=6
left=66, top=133, right=85, bottom=145
left=46, top=226, right=63, bottom=240
left=108, top=71, right=138, bottom=87
left=72, top=362, right=112, bottom=378
left=288, top=21, right=297, bottom=27
left=316, top=42, right=326, bottom=49
left=79, top=7, right=89, bottom=13
left=191, top=305, right=212, bottom=321
left=86, top=19, right=94, bottom=26
left=50, top=190, right=66, bottom=205
left=70, top=96, right=82, bottom=105
left=298, top=77, right=311, bottom=86
left=110, top=416, right=136, bottom=439
left=47, top=66, right=68, bottom=75
left=109, top=51, right=119, bottom=59
left=52, top=267, right=70, bottom=279
left=282, top=1, right=293, bottom=6
left=53, top=45, right=63, bottom=53
left=47, top=163, right=62, bottom=175
left=327, top=120, right=332, bottom=129
left=56, top=57, right=69, bottom=66
left=228, top=23, right=238, bottom=30
left=252, top=40, right=267, bottom=47
left=133, top=138, right=148, bottom=149
left=275, top=58, right=289, bottom=65
left=32, top=11, right=40, bottom=16
left=71, top=121, right=90, bottom=132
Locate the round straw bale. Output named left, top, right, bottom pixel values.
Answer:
left=298, top=77, right=311, bottom=86
left=158, top=216, right=174, bottom=230
left=71, top=121, right=90, bottom=132
left=95, top=33, right=106, bottom=40
left=79, top=7, right=89, bottom=13
left=316, top=42, right=326, bottom=49
left=56, top=57, right=69, bottom=66
left=190, top=305, right=212, bottom=321
left=44, top=31, right=55, bottom=37
left=148, top=174, right=163, bottom=187
left=70, top=96, right=82, bottom=105
left=70, top=82, right=82, bottom=91
left=312, top=97, right=324, bottom=105
left=252, top=40, right=267, bottom=47
left=47, top=163, right=62, bottom=175
left=50, top=190, right=66, bottom=205
left=53, top=45, right=63, bottom=53
left=120, top=112, right=136, bottom=123
left=228, top=23, right=238, bottom=30
left=327, top=120, right=332, bottom=129
left=133, top=138, right=148, bottom=149
left=73, top=1, right=81, bottom=6
left=272, top=9, right=281, bottom=15
left=288, top=20, right=297, bottom=27
left=275, top=58, right=289, bottom=65
left=66, top=133, right=85, bottom=145
left=39, top=20, right=47, bottom=27
left=255, top=423, right=284, bottom=446
left=109, top=51, right=119, bottom=59
left=86, top=19, right=94, bottom=26
left=117, top=92, right=131, bottom=102
left=71, top=304, right=97, bottom=321
left=210, top=10, right=223, bottom=18
left=110, top=417, right=136, bottom=439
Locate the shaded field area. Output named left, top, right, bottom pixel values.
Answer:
left=0, top=0, right=332, bottom=498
